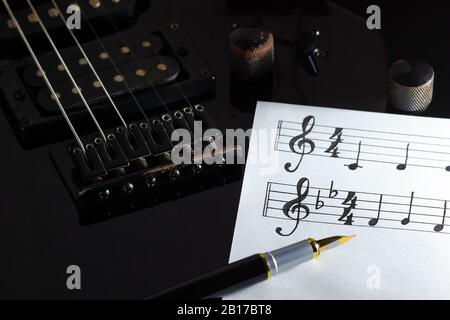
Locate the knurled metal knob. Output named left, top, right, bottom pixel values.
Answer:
left=388, top=59, right=434, bottom=113
left=228, top=27, right=274, bottom=81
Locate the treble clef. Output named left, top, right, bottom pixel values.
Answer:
left=284, top=116, right=316, bottom=173
left=276, top=178, right=310, bottom=236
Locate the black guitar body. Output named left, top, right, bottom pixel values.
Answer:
left=3, top=0, right=440, bottom=299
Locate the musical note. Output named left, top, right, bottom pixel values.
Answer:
left=397, top=143, right=410, bottom=170
left=339, top=192, right=357, bottom=225
left=434, top=201, right=447, bottom=232
left=345, top=141, right=362, bottom=170
left=401, top=192, right=415, bottom=225
left=369, top=194, right=383, bottom=226
left=284, top=116, right=315, bottom=173
left=325, top=128, right=343, bottom=158
left=276, top=178, right=310, bottom=236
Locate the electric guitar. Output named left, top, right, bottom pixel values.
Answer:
left=0, top=0, right=386, bottom=298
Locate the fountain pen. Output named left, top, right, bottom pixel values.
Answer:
left=150, top=235, right=355, bottom=299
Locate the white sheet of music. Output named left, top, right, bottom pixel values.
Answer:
left=225, top=101, right=450, bottom=300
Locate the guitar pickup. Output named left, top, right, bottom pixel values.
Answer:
left=2, top=21, right=215, bottom=149
left=0, top=0, right=144, bottom=59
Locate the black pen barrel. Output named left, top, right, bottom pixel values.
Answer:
left=149, top=254, right=269, bottom=299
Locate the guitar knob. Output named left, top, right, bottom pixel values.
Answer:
left=228, top=26, right=274, bottom=81
left=388, top=59, right=434, bottom=113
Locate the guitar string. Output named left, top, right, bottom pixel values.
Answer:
left=27, top=0, right=107, bottom=142
left=71, top=0, right=197, bottom=133
left=126, top=12, right=194, bottom=109
left=59, top=0, right=152, bottom=124
left=1, top=0, right=85, bottom=152
left=94, top=5, right=191, bottom=116
left=50, top=0, right=128, bottom=130
left=71, top=0, right=172, bottom=118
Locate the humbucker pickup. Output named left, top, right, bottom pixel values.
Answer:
left=0, top=22, right=215, bottom=149
left=0, top=0, right=146, bottom=58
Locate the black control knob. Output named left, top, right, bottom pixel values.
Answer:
left=228, top=27, right=274, bottom=81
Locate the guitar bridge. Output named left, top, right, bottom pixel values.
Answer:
left=50, top=105, right=242, bottom=224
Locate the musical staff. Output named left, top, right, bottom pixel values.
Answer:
left=263, top=178, right=450, bottom=236
left=276, top=116, right=450, bottom=173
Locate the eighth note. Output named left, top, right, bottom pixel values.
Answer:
left=345, top=141, right=362, bottom=170
left=397, top=143, right=410, bottom=170
left=402, top=192, right=415, bottom=225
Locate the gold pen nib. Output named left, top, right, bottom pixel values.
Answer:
left=317, top=235, right=355, bottom=253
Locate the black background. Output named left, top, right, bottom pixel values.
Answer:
left=1, top=0, right=449, bottom=299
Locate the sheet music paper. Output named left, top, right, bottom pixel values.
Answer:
left=225, top=101, right=450, bottom=300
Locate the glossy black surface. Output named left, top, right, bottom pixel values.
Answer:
left=1, top=0, right=449, bottom=299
